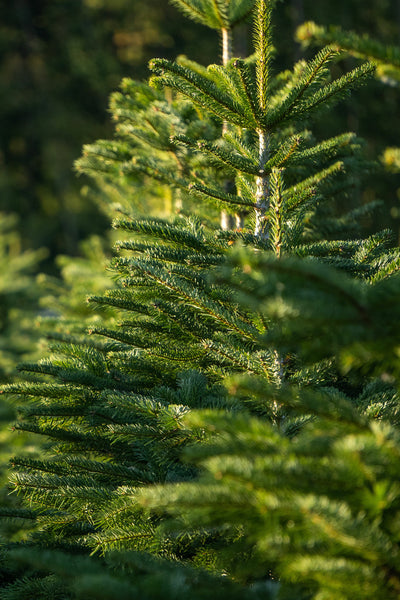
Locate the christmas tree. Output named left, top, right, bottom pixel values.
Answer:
left=1, top=1, right=400, bottom=598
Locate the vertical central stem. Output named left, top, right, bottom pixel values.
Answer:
left=254, top=128, right=270, bottom=239
left=221, top=27, right=235, bottom=231
left=221, top=27, right=232, bottom=68
left=221, top=27, right=232, bottom=139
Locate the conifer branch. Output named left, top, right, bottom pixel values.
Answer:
left=189, top=182, right=256, bottom=208
left=207, top=64, right=259, bottom=127
left=113, top=218, right=213, bottom=252
left=149, top=59, right=250, bottom=127
left=265, top=46, right=338, bottom=128
left=291, top=132, right=360, bottom=165
left=285, top=160, right=344, bottom=211
left=129, top=260, right=259, bottom=343
left=5, top=2, right=398, bottom=596
left=231, top=59, right=261, bottom=124
left=169, top=0, right=217, bottom=28
left=265, top=135, right=301, bottom=170
left=175, top=134, right=259, bottom=174
left=297, top=21, right=400, bottom=85
left=295, top=61, right=375, bottom=117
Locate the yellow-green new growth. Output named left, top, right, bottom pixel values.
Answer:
left=170, top=0, right=255, bottom=30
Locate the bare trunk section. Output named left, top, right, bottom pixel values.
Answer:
left=221, top=27, right=246, bottom=231
left=254, top=129, right=270, bottom=239
left=220, top=27, right=235, bottom=230
left=222, top=27, right=232, bottom=69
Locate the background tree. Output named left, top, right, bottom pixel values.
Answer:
left=0, top=0, right=220, bottom=264
left=1, top=0, right=400, bottom=598
left=0, top=214, right=46, bottom=551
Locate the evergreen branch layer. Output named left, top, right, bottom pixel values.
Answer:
left=2, top=1, right=398, bottom=598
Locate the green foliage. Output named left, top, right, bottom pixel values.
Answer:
left=0, top=547, right=271, bottom=600
left=169, top=0, right=255, bottom=30
left=134, top=247, right=400, bottom=598
left=0, top=215, right=47, bottom=552
left=2, top=1, right=400, bottom=598
left=296, top=21, right=400, bottom=86
left=0, top=215, right=46, bottom=381
left=139, top=406, right=400, bottom=599
left=148, top=49, right=373, bottom=132
left=295, top=19, right=400, bottom=217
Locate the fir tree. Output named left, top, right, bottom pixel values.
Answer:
left=2, top=0, right=399, bottom=598
left=0, top=214, right=47, bottom=564
left=0, top=214, right=46, bottom=381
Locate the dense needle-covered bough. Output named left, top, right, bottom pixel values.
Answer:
left=1, top=1, right=400, bottom=598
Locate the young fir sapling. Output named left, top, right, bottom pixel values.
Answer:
left=2, top=1, right=400, bottom=598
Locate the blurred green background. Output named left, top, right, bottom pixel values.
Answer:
left=1, top=0, right=400, bottom=266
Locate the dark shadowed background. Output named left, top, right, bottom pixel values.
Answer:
left=1, top=0, right=399, bottom=267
